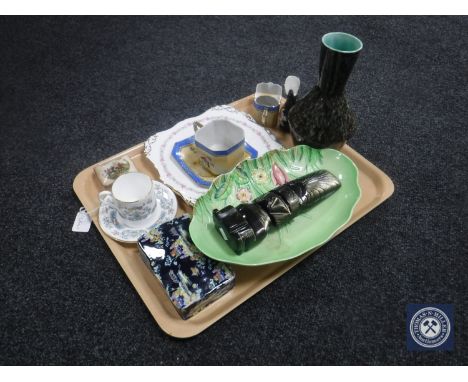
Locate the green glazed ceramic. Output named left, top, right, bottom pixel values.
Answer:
left=189, top=145, right=361, bottom=266
left=322, top=32, right=363, bottom=54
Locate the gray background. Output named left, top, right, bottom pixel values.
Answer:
left=0, top=16, right=467, bottom=365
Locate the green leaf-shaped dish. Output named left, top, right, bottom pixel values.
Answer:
left=189, top=145, right=361, bottom=266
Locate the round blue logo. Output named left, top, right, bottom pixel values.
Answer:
left=410, top=307, right=451, bottom=348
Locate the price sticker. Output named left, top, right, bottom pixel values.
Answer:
left=72, top=207, right=92, bottom=233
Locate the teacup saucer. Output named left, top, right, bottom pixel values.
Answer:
left=99, top=181, right=178, bottom=243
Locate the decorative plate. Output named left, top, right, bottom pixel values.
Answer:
left=99, top=181, right=178, bottom=243
left=144, top=105, right=283, bottom=205
left=171, top=136, right=258, bottom=188
left=189, top=145, right=361, bottom=266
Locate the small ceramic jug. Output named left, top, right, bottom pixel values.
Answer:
left=252, top=82, right=282, bottom=128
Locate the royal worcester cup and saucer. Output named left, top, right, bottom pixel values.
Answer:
left=98, top=172, right=178, bottom=243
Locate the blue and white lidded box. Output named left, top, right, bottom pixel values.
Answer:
left=137, top=214, right=235, bottom=319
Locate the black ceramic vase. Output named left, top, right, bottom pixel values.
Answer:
left=288, top=32, right=363, bottom=149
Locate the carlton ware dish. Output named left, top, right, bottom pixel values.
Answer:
left=171, top=136, right=258, bottom=188
left=189, top=145, right=361, bottom=266
left=145, top=105, right=282, bottom=205
left=99, top=180, right=178, bottom=243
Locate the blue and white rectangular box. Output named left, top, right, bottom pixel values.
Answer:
left=137, top=214, right=235, bottom=319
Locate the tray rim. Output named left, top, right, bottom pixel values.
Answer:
left=73, top=94, right=395, bottom=338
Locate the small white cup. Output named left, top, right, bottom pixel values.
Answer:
left=99, top=172, right=156, bottom=227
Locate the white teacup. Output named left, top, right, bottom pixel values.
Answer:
left=99, top=172, right=157, bottom=228
left=193, top=120, right=245, bottom=175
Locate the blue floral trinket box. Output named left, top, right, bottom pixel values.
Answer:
left=137, top=214, right=235, bottom=319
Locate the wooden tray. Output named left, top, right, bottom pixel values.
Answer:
left=73, top=95, right=394, bottom=338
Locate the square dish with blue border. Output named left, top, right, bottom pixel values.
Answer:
left=171, top=136, right=258, bottom=187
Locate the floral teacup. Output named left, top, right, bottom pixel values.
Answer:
left=99, top=172, right=157, bottom=228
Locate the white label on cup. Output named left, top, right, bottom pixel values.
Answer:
left=72, top=207, right=92, bottom=233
